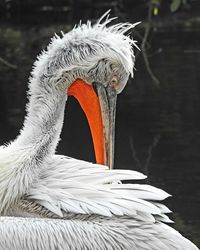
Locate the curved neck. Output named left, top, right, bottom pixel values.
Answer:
left=15, top=79, right=67, bottom=160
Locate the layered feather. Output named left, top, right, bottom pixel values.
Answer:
left=22, top=155, right=172, bottom=223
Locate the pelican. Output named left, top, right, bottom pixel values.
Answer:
left=0, top=12, right=198, bottom=250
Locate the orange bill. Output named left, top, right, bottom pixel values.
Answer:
left=67, top=79, right=105, bottom=165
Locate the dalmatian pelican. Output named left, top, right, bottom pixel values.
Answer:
left=0, top=11, right=198, bottom=250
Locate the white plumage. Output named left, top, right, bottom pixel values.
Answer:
left=0, top=11, right=198, bottom=250
left=0, top=216, right=197, bottom=250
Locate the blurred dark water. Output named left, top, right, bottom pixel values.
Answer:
left=0, top=23, right=200, bottom=244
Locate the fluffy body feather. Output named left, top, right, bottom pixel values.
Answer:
left=0, top=216, right=198, bottom=250
left=0, top=11, right=198, bottom=250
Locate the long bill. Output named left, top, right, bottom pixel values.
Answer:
left=94, top=83, right=117, bottom=170
left=67, top=79, right=117, bottom=169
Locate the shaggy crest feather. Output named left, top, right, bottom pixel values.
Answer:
left=31, top=10, right=139, bottom=87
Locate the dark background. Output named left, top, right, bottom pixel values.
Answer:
left=0, top=0, right=200, bottom=246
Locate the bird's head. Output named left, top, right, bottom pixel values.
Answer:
left=31, top=11, right=139, bottom=169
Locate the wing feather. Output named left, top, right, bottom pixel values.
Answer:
left=24, top=155, right=171, bottom=222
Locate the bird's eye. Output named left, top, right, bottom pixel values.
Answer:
left=110, top=76, right=119, bottom=88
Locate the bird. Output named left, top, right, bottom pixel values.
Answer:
left=0, top=11, right=198, bottom=250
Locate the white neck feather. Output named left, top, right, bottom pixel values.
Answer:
left=17, top=78, right=67, bottom=156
